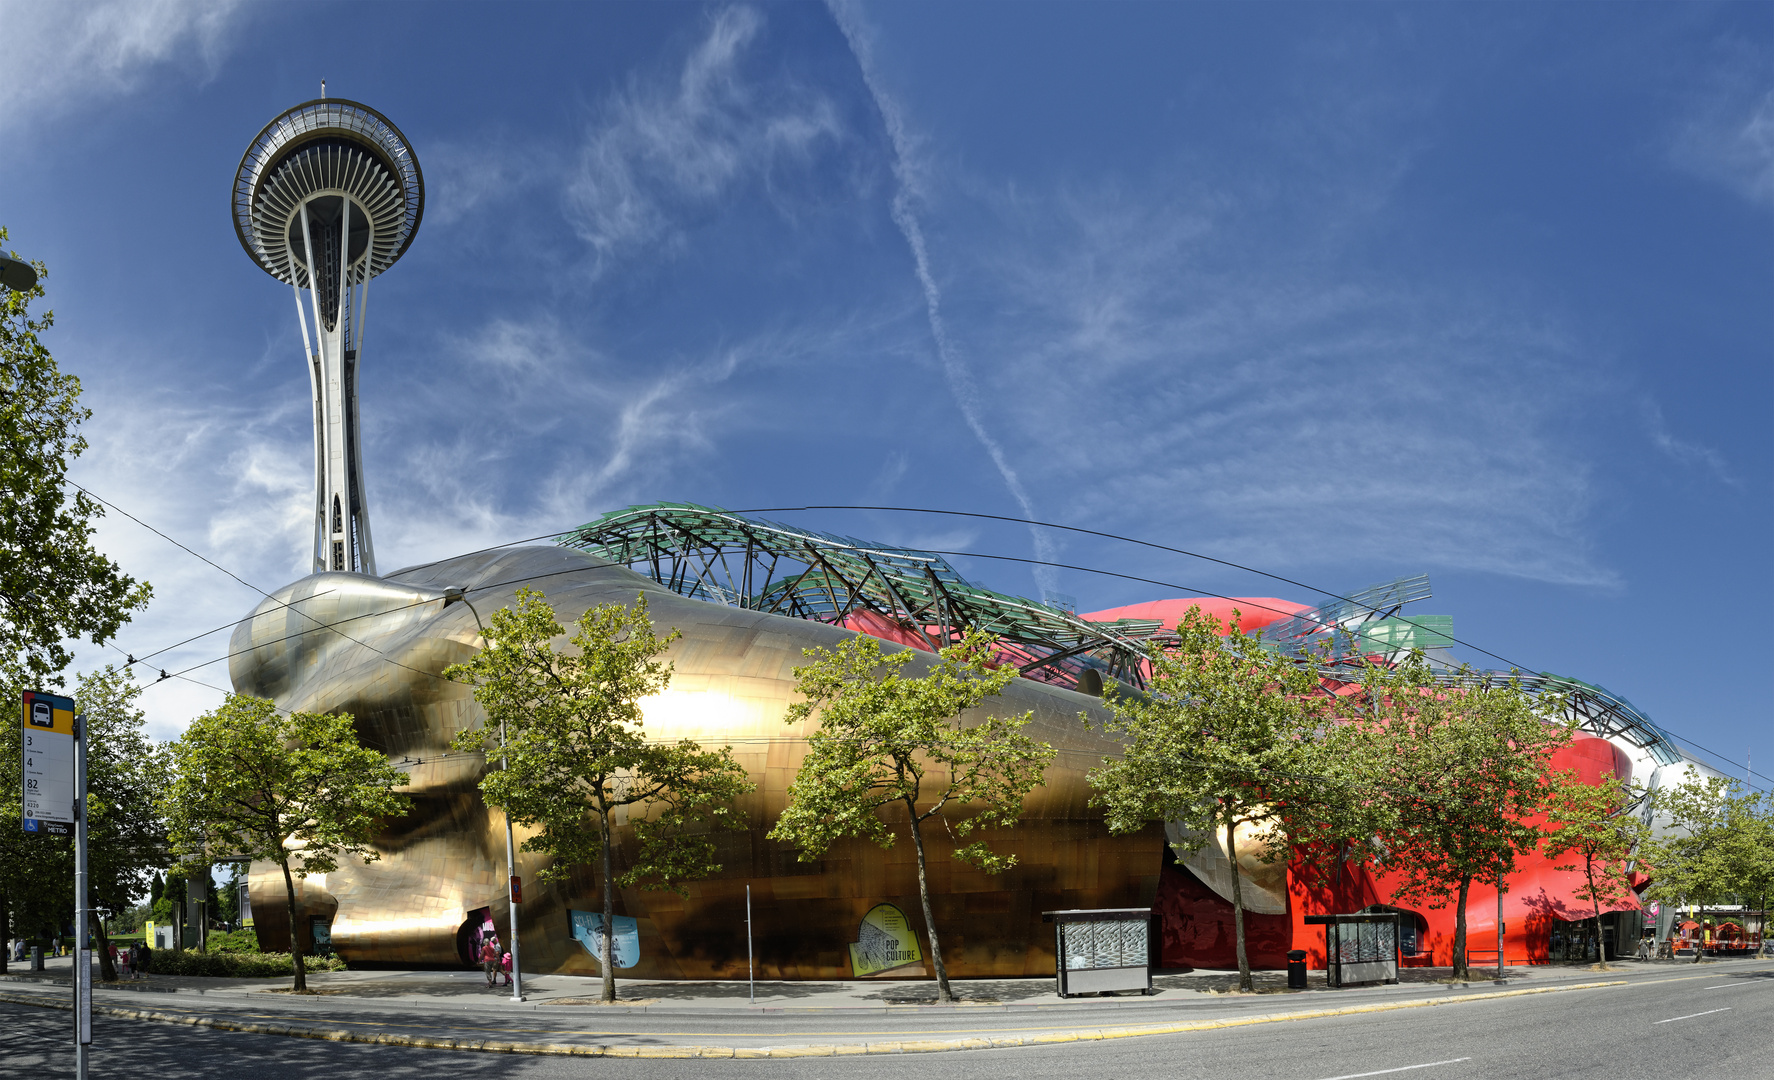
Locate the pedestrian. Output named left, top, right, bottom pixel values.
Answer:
left=500, top=950, right=513, bottom=987
left=480, top=934, right=500, bottom=989
left=117, top=944, right=132, bottom=980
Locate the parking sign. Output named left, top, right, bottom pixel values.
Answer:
left=21, top=691, right=76, bottom=836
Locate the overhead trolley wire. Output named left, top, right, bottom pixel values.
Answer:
left=733, top=504, right=1537, bottom=673
left=77, top=483, right=1766, bottom=787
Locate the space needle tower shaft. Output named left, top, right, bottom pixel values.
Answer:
left=232, top=96, right=425, bottom=575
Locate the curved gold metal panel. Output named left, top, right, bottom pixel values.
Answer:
left=234, top=547, right=1164, bottom=977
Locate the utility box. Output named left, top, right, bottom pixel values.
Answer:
left=1043, top=908, right=1154, bottom=997
left=1306, top=912, right=1400, bottom=987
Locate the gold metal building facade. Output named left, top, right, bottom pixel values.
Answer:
left=232, top=546, right=1163, bottom=978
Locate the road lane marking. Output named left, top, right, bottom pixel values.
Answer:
left=1315, top=1058, right=1470, bottom=1080
left=1701, top=985, right=1733, bottom=989
left=1655, top=1007, right=1731, bottom=1024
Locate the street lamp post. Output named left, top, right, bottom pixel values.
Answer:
left=445, top=587, right=523, bottom=1002
left=1, top=252, right=39, bottom=292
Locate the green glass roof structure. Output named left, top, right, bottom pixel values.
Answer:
left=559, top=502, right=1684, bottom=762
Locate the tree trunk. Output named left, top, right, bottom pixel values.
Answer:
left=601, top=810, right=616, bottom=1003
left=95, top=915, right=116, bottom=983
left=1226, top=813, right=1251, bottom=992
left=908, top=803, right=953, bottom=1003
left=281, top=859, right=307, bottom=992
left=1693, top=903, right=1705, bottom=963
left=1587, top=856, right=1604, bottom=966
left=1451, top=875, right=1472, bottom=981
left=0, top=889, right=9, bottom=976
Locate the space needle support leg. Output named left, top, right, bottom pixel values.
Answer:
left=291, top=277, right=325, bottom=573
left=298, top=201, right=338, bottom=574
left=339, top=197, right=376, bottom=575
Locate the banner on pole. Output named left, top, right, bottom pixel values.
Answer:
left=20, top=691, right=76, bottom=836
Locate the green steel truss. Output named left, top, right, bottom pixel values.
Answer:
left=558, top=503, right=1163, bottom=691
left=558, top=503, right=1683, bottom=762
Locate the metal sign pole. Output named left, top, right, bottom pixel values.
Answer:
left=502, top=714, right=523, bottom=1002
left=746, top=884, right=754, bottom=1005
left=74, top=712, right=91, bottom=1079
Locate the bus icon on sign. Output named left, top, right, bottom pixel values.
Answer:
left=29, top=701, right=52, bottom=728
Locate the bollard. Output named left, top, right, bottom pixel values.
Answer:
left=31, top=946, right=43, bottom=972
left=1286, top=949, right=1308, bottom=990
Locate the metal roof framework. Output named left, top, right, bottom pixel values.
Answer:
left=559, top=503, right=1164, bottom=691
left=559, top=504, right=1684, bottom=762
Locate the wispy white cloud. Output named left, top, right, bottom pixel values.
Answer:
left=0, top=0, right=245, bottom=135
left=826, top=0, right=1062, bottom=594
left=1668, top=38, right=1774, bottom=208
left=565, top=5, right=843, bottom=270
left=943, top=170, right=1619, bottom=589
left=1642, top=399, right=1738, bottom=486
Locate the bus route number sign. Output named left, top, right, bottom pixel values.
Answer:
left=21, top=691, right=75, bottom=836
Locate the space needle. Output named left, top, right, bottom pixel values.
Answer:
left=231, top=93, right=424, bottom=576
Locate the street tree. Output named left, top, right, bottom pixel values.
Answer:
left=1541, top=770, right=1651, bottom=965
left=75, top=666, right=173, bottom=980
left=162, top=695, right=410, bottom=991
left=1337, top=657, right=1573, bottom=980
left=1090, top=607, right=1337, bottom=991
left=771, top=631, right=1055, bottom=1004
left=445, top=589, right=752, bottom=1005
left=1640, top=775, right=1766, bottom=960
left=1, top=227, right=151, bottom=686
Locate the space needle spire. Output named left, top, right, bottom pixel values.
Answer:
left=231, top=97, right=425, bottom=576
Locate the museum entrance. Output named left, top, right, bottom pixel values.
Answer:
left=456, top=907, right=496, bottom=968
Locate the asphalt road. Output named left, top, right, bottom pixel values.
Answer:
left=2, top=965, right=1767, bottom=1079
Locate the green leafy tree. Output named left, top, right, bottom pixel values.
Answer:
left=75, top=666, right=173, bottom=980
left=162, top=695, right=410, bottom=991
left=445, top=589, right=752, bottom=1004
left=1338, top=657, right=1573, bottom=980
left=1, top=227, right=151, bottom=685
left=1640, top=775, right=1766, bottom=961
left=1090, top=607, right=1335, bottom=991
left=770, top=631, right=1055, bottom=1003
left=1541, top=770, right=1650, bottom=966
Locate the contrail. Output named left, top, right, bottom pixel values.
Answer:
left=826, top=0, right=1060, bottom=596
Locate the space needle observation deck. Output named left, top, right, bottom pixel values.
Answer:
left=231, top=96, right=425, bottom=576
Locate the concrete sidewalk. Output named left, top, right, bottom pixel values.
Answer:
left=0, top=952, right=1746, bottom=1012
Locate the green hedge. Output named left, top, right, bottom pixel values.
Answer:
left=205, top=929, right=262, bottom=954
left=146, top=950, right=347, bottom=978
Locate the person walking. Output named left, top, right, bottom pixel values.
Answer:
left=480, top=934, right=501, bottom=989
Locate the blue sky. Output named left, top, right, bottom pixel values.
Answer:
left=3, top=1, right=1769, bottom=783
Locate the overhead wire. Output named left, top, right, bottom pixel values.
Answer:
left=76, top=485, right=1764, bottom=788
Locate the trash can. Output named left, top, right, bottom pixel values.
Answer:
left=1287, top=949, right=1307, bottom=989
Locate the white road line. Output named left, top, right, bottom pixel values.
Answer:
left=1655, top=1007, right=1732, bottom=1024
left=1313, top=1058, right=1472, bottom=1080
left=1701, top=985, right=1733, bottom=989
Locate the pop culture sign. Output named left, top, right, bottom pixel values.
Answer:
left=21, top=691, right=76, bottom=836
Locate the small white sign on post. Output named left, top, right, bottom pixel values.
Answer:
left=20, top=691, right=76, bottom=836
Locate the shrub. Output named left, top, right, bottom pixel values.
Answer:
left=145, top=950, right=347, bottom=978
left=206, top=929, right=262, bottom=954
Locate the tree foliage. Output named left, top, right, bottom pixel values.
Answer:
left=1090, top=607, right=1335, bottom=991
left=1, top=227, right=150, bottom=685
left=162, top=695, right=409, bottom=991
left=1334, top=657, right=1573, bottom=979
left=445, top=589, right=752, bottom=1004
left=1640, top=774, right=1772, bottom=936
left=1541, top=770, right=1650, bottom=964
left=770, top=631, right=1054, bottom=1003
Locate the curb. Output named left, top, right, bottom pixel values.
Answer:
left=0, top=979, right=1628, bottom=1057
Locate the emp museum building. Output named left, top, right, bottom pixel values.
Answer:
left=229, top=97, right=1713, bottom=980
